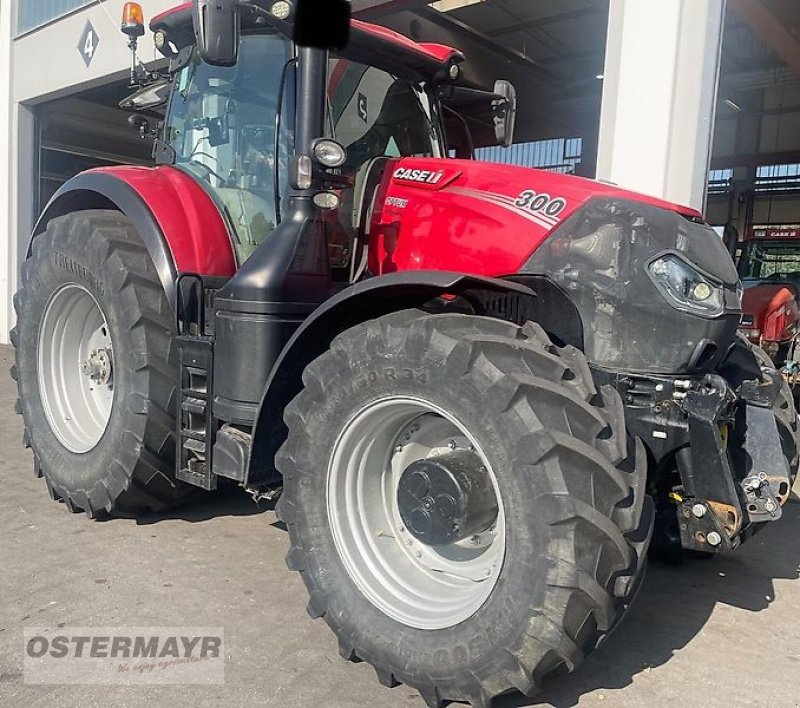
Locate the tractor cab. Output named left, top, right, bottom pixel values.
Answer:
left=128, top=1, right=511, bottom=275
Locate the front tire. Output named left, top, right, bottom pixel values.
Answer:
left=12, top=210, right=193, bottom=516
left=277, top=311, right=654, bottom=707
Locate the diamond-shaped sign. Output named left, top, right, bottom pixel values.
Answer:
left=78, top=20, right=100, bottom=68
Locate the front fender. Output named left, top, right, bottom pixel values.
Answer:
left=246, top=271, right=535, bottom=485
left=30, top=166, right=237, bottom=308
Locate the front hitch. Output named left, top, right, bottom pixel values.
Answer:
left=733, top=365, right=793, bottom=518
left=595, top=354, right=795, bottom=556
left=676, top=374, right=743, bottom=553
left=676, top=366, right=792, bottom=554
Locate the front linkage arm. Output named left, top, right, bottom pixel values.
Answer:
left=678, top=366, right=791, bottom=553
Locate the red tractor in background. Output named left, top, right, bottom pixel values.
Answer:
left=10, top=1, right=799, bottom=706
left=738, top=226, right=800, bottom=394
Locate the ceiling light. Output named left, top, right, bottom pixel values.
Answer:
left=430, top=0, right=484, bottom=12
left=724, top=98, right=742, bottom=112
left=595, top=74, right=604, bottom=80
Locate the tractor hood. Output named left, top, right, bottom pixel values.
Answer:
left=369, top=157, right=701, bottom=276
left=371, top=157, right=741, bottom=375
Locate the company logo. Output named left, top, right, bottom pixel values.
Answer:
left=754, top=228, right=800, bottom=240
left=357, top=92, right=368, bottom=122
left=393, top=168, right=445, bottom=185
left=23, top=627, right=224, bottom=685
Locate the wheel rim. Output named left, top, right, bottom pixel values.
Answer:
left=37, top=284, right=115, bottom=454
left=327, top=396, right=506, bottom=630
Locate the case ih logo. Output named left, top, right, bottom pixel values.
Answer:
left=753, top=228, right=800, bottom=240
left=393, top=168, right=445, bottom=185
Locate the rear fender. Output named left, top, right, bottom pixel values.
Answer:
left=245, top=271, right=561, bottom=485
left=29, top=166, right=237, bottom=308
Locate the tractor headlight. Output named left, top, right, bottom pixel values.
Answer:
left=312, top=139, right=347, bottom=168
left=270, top=0, right=293, bottom=20
left=648, top=254, right=724, bottom=318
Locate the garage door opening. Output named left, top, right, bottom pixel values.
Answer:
left=35, top=78, right=159, bottom=215
left=357, top=0, right=610, bottom=177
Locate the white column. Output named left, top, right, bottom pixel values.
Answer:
left=0, top=0, right=13, bottom=344
left=596, top=0, right=726, bottom=212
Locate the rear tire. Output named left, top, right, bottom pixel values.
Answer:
left=12, top=210, right=193, bottom=516
left=277, top=311, right=654, bottom=707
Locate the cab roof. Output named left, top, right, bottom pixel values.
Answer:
left=150, top=3, right=463, bottom=77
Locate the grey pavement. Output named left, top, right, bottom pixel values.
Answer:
left=1, top=344, right=799, bottom=708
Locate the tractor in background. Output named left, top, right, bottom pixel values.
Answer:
left=738, top=226, right=800, bottom=396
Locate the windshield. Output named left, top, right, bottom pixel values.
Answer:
left=738, top=241, right=800, bottom=289
left=320, top=58, right=441, bottom=275
left=165, top=34, right=294, bottom=262
left=327, top=58, right=441, bottom=164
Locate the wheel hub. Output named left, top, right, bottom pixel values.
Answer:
left=398, top=449, right=498, bottom=546
left=37, top=284, right=115, bottom=454
left=81, top=348, right=113, bottom=385
left=327, top=398, right=506, bottom=630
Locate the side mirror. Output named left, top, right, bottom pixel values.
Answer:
left=492, top=80, right=517, bottom=148
left=294, top=0, right=351, bottom=51
left=193, top=0, right=241, bottom=67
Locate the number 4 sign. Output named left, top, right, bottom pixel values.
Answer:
left=78, top=20, right=100, bottom=68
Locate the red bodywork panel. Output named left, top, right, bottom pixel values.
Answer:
left=741, top=283, right=800, bottom=343
left=150, top=2, right=191, bottom=26
left=369, top=157, right=701, bottom=276
left=350, top=20, right=463, bottom=65
left=88, top=166, right=236, bottom=277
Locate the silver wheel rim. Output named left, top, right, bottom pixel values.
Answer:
left=37, top=284, right=114, bottom=454
left=327, top=396, right=506, bottom=630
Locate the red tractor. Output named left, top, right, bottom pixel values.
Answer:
left=738, top=226, right=800, bottom=393
left=11, top=2, right=799, bottom=705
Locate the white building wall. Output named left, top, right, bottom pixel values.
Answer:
left=596, top=0, right=726, bottom=212
left=0, top=0, right=176, bottom=344
left=0, top=0, right=12, bottom=344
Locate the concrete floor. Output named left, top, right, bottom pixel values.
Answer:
left=1, top=342, right=800, bottom=708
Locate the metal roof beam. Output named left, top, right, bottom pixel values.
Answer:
left=728, top=0, right=800, bottom=79
left=415, top=6, right=563, bottom=87
left=353, top=0, right=432, bottom=20
left=486, top=6, right=603, bottom=38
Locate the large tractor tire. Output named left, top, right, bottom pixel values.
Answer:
left=277, top=310, right=654, bottom=707
left=12, top=210, right=192, bottom=517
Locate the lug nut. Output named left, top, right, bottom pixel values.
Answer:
left=691, top=504, right=707, bottom=518
left=707, top=531, right=722, bottom=547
